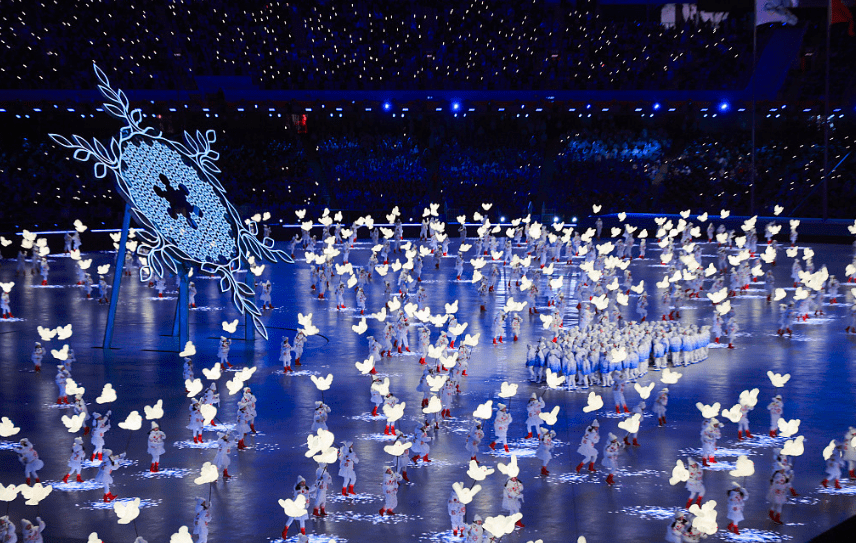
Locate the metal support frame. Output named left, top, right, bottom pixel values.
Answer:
left=244, top=269, right=254, bottom=342
left=103, top=204, right=132, bottom=349
left=172, top=266, right=190, bottom=347
left=105, top=203, right=192, bottom=349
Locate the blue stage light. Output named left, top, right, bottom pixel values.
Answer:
left=383, top=102, right=392, bottom=111
left=451, top=102, right=461, bottom=111
left=653, top=103, right=661, bottom=111
left=719, top=102, right=730, bottom=112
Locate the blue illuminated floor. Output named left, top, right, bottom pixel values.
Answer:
left=1, top=236, right=855, bottom=543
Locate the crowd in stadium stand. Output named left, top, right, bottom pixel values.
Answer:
left=1, top=0, right=753, bottom=91
left=2, top=114, right=853, bottom=230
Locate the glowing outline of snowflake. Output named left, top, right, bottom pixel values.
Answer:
left=49, top=64, right=291, bottom=339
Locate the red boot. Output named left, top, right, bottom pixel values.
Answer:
left=342, top=487, right=348, bottom=496
left=76, top=474, right=83, bottom=483
left=606, top=473, right=615, bottom=485
left=62, top=474, right=70, bottom=484
left=372, top=406, right=379, bottom=417
left=348, top=484, right=355, bottom=495
left=541, top=466, right=549, bottom=476
left=282, top=525, right=289, bottom=539
left=222, top=469, right=231, bottom=479
left=504, top=444, right=510, bottom=452
left=576, top=462, right=584, bottom=473
left=489, top=442, right=496, bottom=450
left=588, top=462, right=596, bottom=473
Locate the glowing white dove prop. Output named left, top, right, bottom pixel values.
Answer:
left=721, top=404, right=743, bottom=424
left=767, top=371, right=791, bottom=387
left=423, top=396, right=442, bottom=414
left=773, top=289, right=786, bottom=302
left=279, top=495, right=308, bottom=519
left=65, top=378, right=84, bottom=397
left=222, top=320, right=239, bottom=334
left=707, top=288, right=728, bottom=305
left=539, top=405, right=560, bottom=426
left=371, top=377, right=390, bottom=397
left=582, top=392, right=603, bottom=413
left=777, top=418, right=800, bottom=438
left=310, top=374, right=333, bottom=391
left=18, top=483, right=52, bottom=505
left=539, top=314, right=554, bottom=330
left=61, top=412, right=86, bottom=433
left=355, top=356, right=375, bottom=375
left=729, top=456, right=755, bottom=477
left=0, top=282, right=13, bottom=294
left=0, top=484, right=18, bottom=503
left=0, top=417, right=20, bottom=437
left=201, top=364, right=222, bottom=381
left=37, top=326, right=57, bottom=342
left=96, top=384, right=117, bottom=404
left=427, top=375, right=448, bottom=393
left=618, top=413, right=642, bottom=434
left=178, top=341, right=196, bottom=358
left=297, top=313, right=320, bottom=336
left=497, top=454, right=520, bottom=478
left=50, top=344, right=69, bottom=361
left=696, top=402, right=721, bottom=419
left=739, top=388, right=759, bottom=408
left=448, top=321, right=469, bottom=337
left=384, top=440, right=413, bottom=457
left=169, top=526, right=194, bottom=543
left=467, top=460, right=494, bottom=481
left=383, top=402, right=405, bottom=424
left=823, top=440, right=838, bottom=461
left=688, top=501, right=718, bottom=535
left=499, top=382, right=518, bottom=398
left=185, top=378, right=203, bottom=398
left=114, top=497, right=141, bottom=524
left=483, top=514, right=523, bottom=538
left=54, top=324, right=73, bottom=341
left=387, top=297, right=401, bottom=312
left=781, top=436, right=805, bottom=456
left=669, top=460, right=690, bottom=485
left=427, top=345, right=445, bottom=360
left=118, top=411, right=142, bottom=431
left=453, top=482, right=481, bottom=505
left=473, top=400, right=493, bottom=420
left=372, top=307, right=388, bottom=323
left=661, top=367, right=682, bottom=384
left=634, top=382, right=655, bottom=400
left=545, top=368, right=566, bottom=389
left=226, top=375, right=245, bottom=396
left=144, top=400, right=164, bottom=420
left=305, top=428, right=336, bottom=459
left=198, top=404, right=217, bottom=426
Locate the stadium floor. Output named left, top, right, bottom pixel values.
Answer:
left=1, top=235, right=855, bottom=543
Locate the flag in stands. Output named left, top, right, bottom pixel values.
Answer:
left=756, top=0, right=798, bottom=26
left=831, top=0, right=855, bottom=36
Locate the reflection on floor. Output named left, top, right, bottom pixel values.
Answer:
left=1, top=236, right=855, bottom=543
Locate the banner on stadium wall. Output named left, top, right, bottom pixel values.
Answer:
left=660, top=4, right=729, bottom=27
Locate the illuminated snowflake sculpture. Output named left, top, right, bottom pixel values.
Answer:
left=50, top=64, right=290, bottom=339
